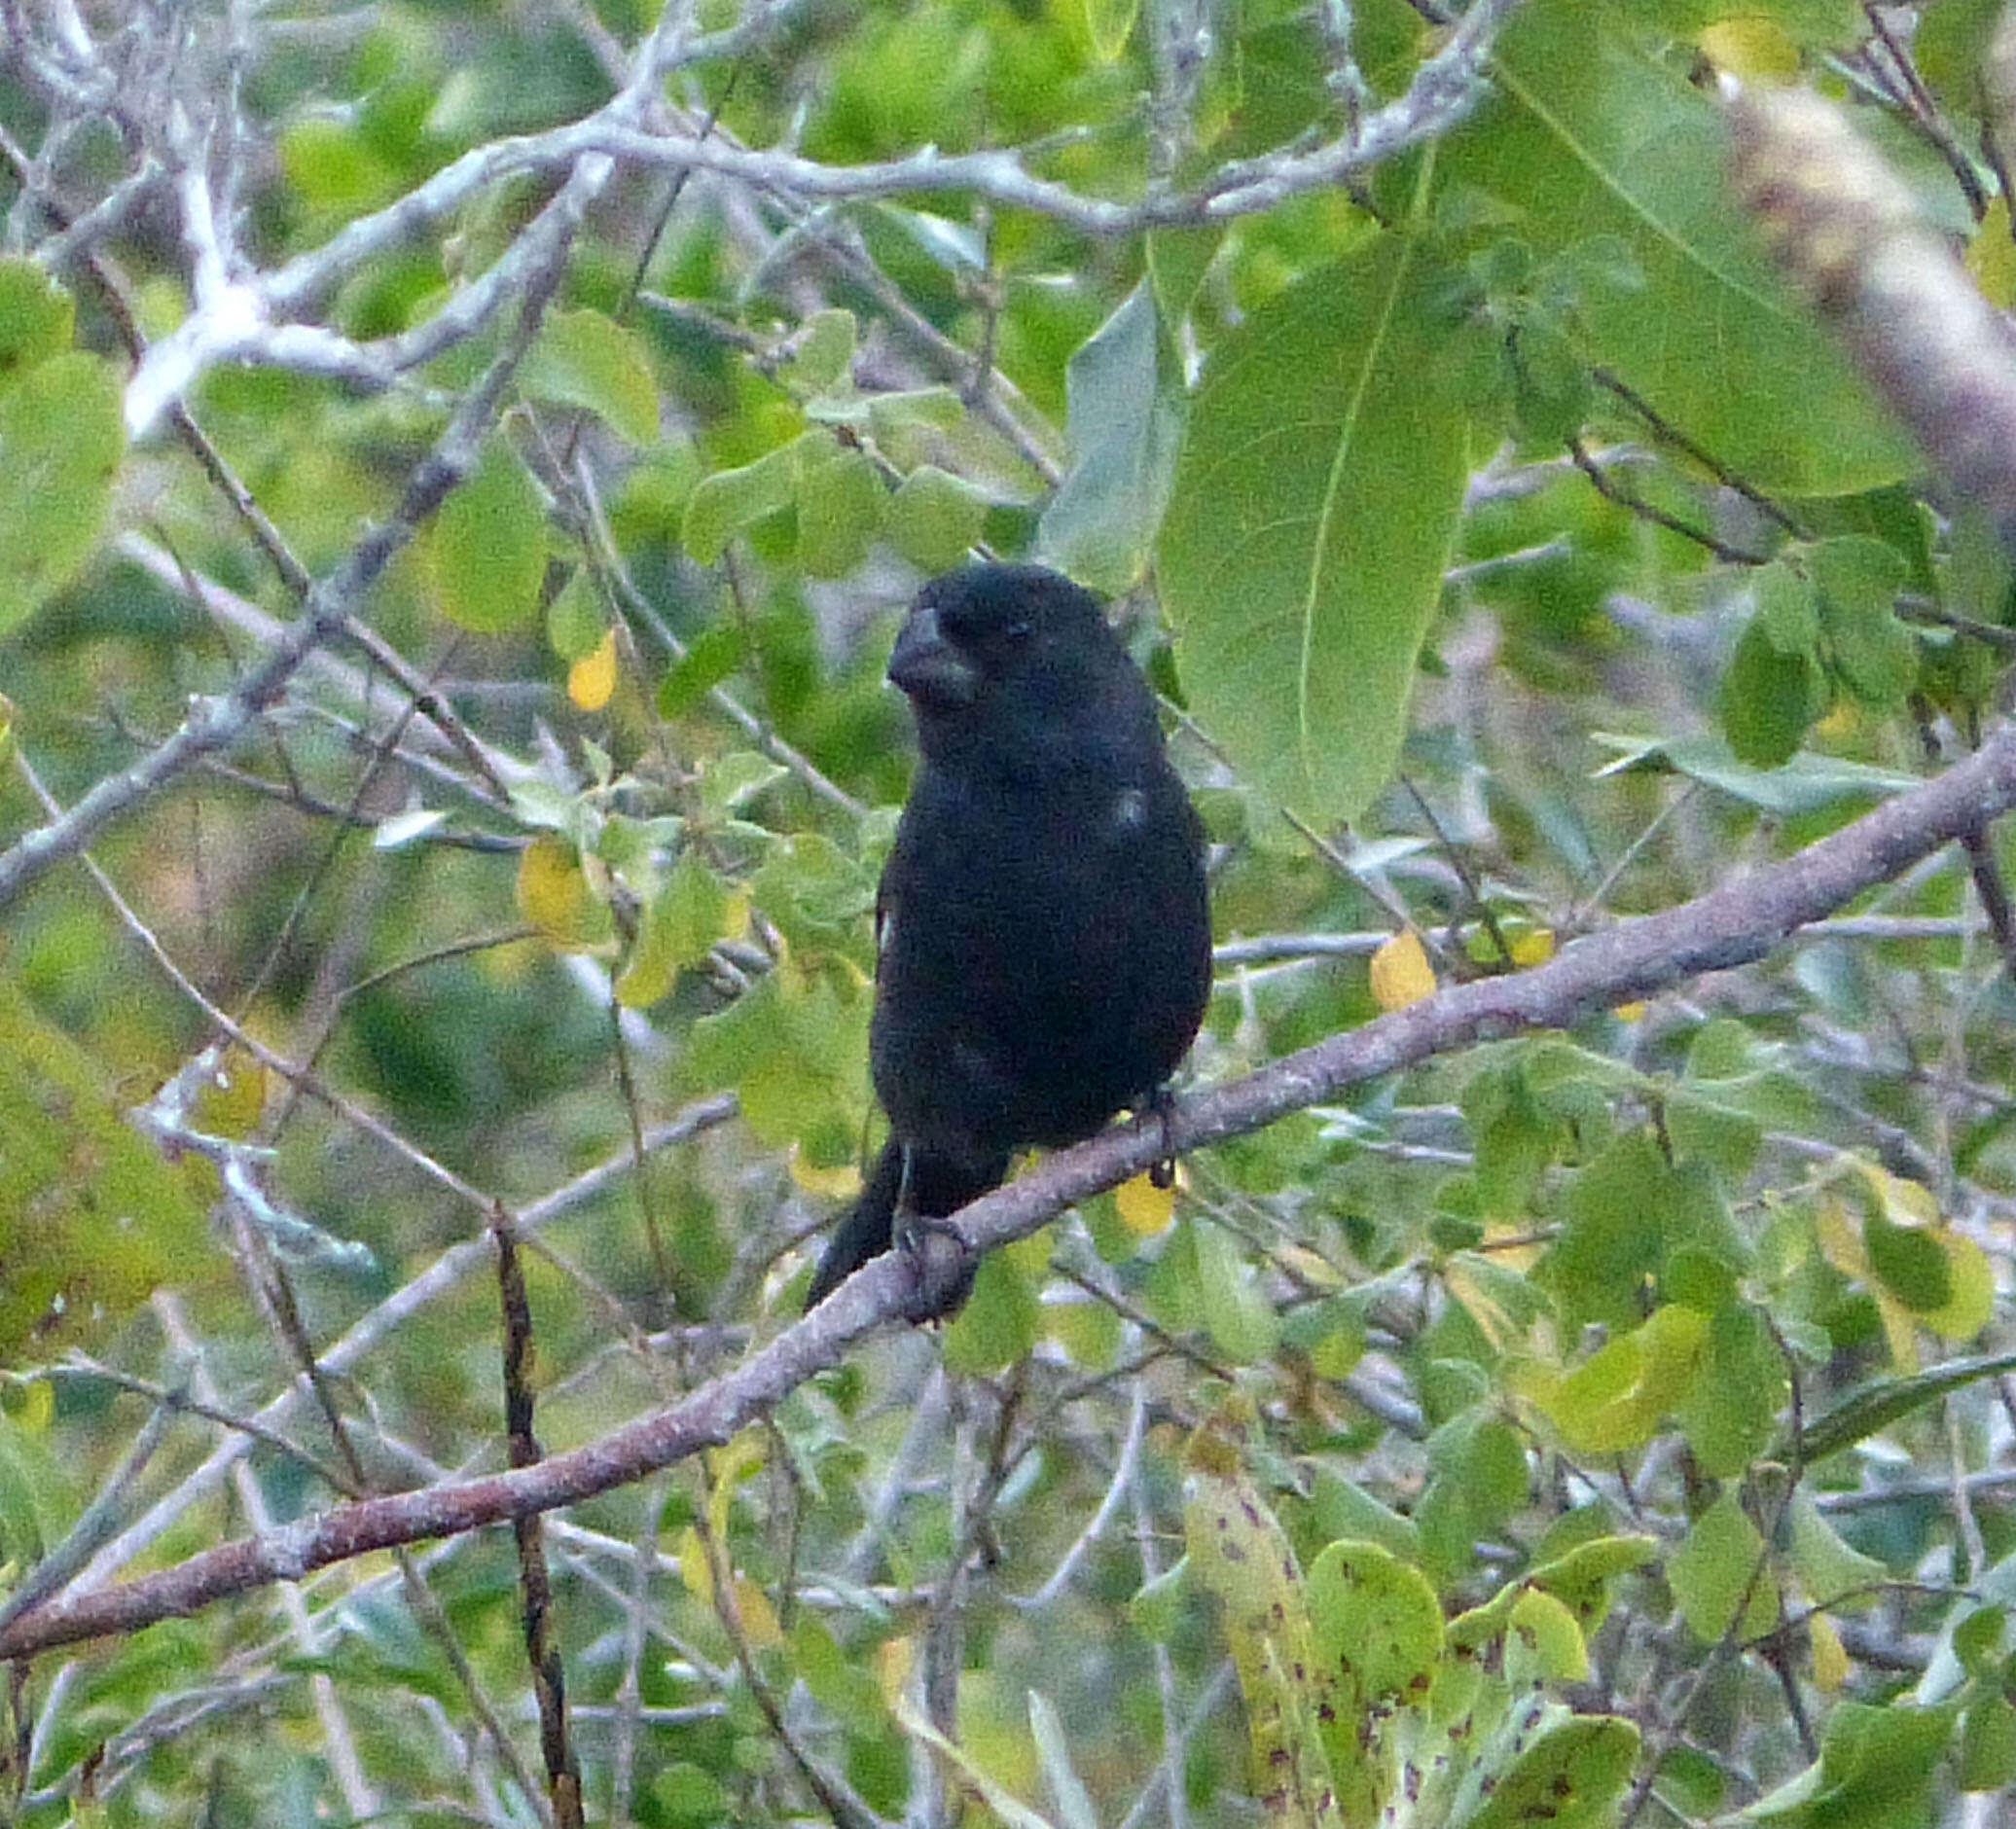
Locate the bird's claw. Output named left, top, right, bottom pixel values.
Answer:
left=898, top=1213, right=978, bottom=1320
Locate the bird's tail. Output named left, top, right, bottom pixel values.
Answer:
left=805, top=1137, right=906, bottom=1309
left=804, top=1137, right=1010, bottom=1309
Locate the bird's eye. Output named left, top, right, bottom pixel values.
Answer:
left=1003, top=619, right=1033, bottom=642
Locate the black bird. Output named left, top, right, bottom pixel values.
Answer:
left=806, top=563, right=1212, bottom=1310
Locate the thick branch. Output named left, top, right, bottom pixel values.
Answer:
left=7, top=720, right=2016, bottom=1661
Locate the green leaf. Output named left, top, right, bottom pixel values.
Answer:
left=1528, top=1304, right=1708, bottom=1456
left=1458, top=1714, right=1638, bottom=1829
left=777, top=308, right=857, bottom=400
left=657, top=620, right=747, bottom=719
left=1194, top=1219, right=1279, bottom=1364
left=522, top=308, right=660, bottom=445
left=1812, top=535, right=1916, bottom=707
left=942, top=1248, right=1039, bottom=1374
left=420, top=440, right=546, bottom=632
left=0, top=974, right=209, bottom=1356
left=1506, top=1586, right=1588, bottom=1686
left=1454, top=0, right=1914, bottom=494
left=794, top=440, right=884, bottom=579
left=1789, top=1348, right=2016, bottom=1464
left=546, top=567, right=605, bottom=662
left=681, top=437, right=805, bottom=565
left=616, top=851, right=730, bottom=1008
left=885, top=464, right=989, bottom=572
left=0, top=258, right=75, bottom=382
left=1785, top=1491, right=1886, bottom=1603
left=1721, top=613, right=1825, bottom=769
left=0, top=350, right=124, bottom=629
left=1679, top=1304, right=1784, bottom=1477
left=1161, top=227, right=1472, bottom=827
left=1747, top=1700, right=1955, bottom=1829
left=1307, top=1538, right=1445, bottom=1706
left=1038, top=281, right=1185, bottom=594
left=1593, top=733, right=1922, bottom=815
left=1753, top=556, right=1820, bottom=651
left=1147, top=227, right=1224, bottom=326
left=1960, top=1696, right=2016, bottom=1792
left=1082, top=0, right=1138, bottom=61
left=1668, top=1489, right=1776, bottom=1644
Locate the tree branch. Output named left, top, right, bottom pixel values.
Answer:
left=9, top=718, right=2016, bottom=1660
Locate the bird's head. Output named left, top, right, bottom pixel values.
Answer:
left=887, top=564, right=1129, bottom=754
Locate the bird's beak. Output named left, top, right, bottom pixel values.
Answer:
left=888, top=602, right=980, bottom=708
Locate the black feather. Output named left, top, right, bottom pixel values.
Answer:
left=806, top=563, right=1211, bottom=1310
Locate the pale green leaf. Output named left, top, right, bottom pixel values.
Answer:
left=1161, top=231, right=1471, bottom=826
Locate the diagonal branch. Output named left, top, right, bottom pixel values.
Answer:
left=7, top=717, right=2016, bottom=1661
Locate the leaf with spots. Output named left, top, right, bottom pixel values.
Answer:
left=1183, top=1457, right=1344, bottom=1829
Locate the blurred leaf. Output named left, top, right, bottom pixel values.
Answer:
left=419, top=440, right=546, bottom=633
left=1959, top=1696, right=2016, bottom=1792
left=0, top=351, right=124, bottom=630
left=1038, top=281, right=1185, bottom=594
left=1369, top=930, right=1436, bottom=1010
left=682, top=437, right=804, bottom=565
left=546, top=567, right=605, bottom=662
left=777, top=309, right=857, bottom=400
left=942, top=1247, right=1040, bottom=1375
left=568, top=628, right=619, bottom=710
left=0, top=258, right=74, bottom=380
left=1746, top=1699, right=1955, bottom=1828
left=1668, top=1490, right=1776, bottom=1644
left=617, top=851, right=731, bottom=1008
left=1525, top=1305, right=1707, bottom=1456
left=795, top=439, right=884, bottom=578
left=886, top=464, right=990, bottom=572
left=522, top=308, right=660, bottom=444
left=1161, top=229, right=1472, bottom=826
left=1812, top=536, right=1915, bottom=708
left=515, top=833, right=615, bottom=950
left=0, top=975, right=208, bottom=1356
left=1592, top=734, right=1921, bottom=814
left=1790, top=1348, right=2016, bottom=1463
left=1722, top=614, right=1825, bottom=768
left=1194, top=1219, right=1280, bottom=1363
left=1082, top=0, right=1138, bottom=60
left=1455, top=0, right=1914, bottom=493
left=1182, top=1453, right=1344, bottom=1829
left=1027, top=1692, right=1099, bottom=1829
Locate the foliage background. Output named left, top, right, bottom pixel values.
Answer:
left=3, top=0, right=2016, bottom=1825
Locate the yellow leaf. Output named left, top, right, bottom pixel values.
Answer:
left=515, top=833, right=614, bottom=950
left=675, top=1524, right=709, bottom=1601
left=1509, top=926, right=1555, bottom=966
left=1698, top=17, right=1799, bottom=83
left=790, top=1148, right=861, bottom=1199
left=1612, top=1000, right=1645, bottom=1022
left=193, top=1045, right=269, bottom=1138
left=1809, top=1610, right=1849, bottom=1691
left=1116, top=1169, right=1175, bottom=1236
left=568, top=628, right=618, bottom=710
left=1369, top=931, right=1435, bottom=1010
left=733, top=1576, right=781, bottom=1647
left=877, top=1635, right=914, bottom=1706
left=1966, top=198, right=2016, bottom=310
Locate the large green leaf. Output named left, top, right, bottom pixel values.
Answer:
left=1447, top=0, right=1915, bottom=494
left=1160, top=229, right=1471, bottom=827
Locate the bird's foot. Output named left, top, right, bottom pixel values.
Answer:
left=898, top=1213, right=979, bottom=1321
